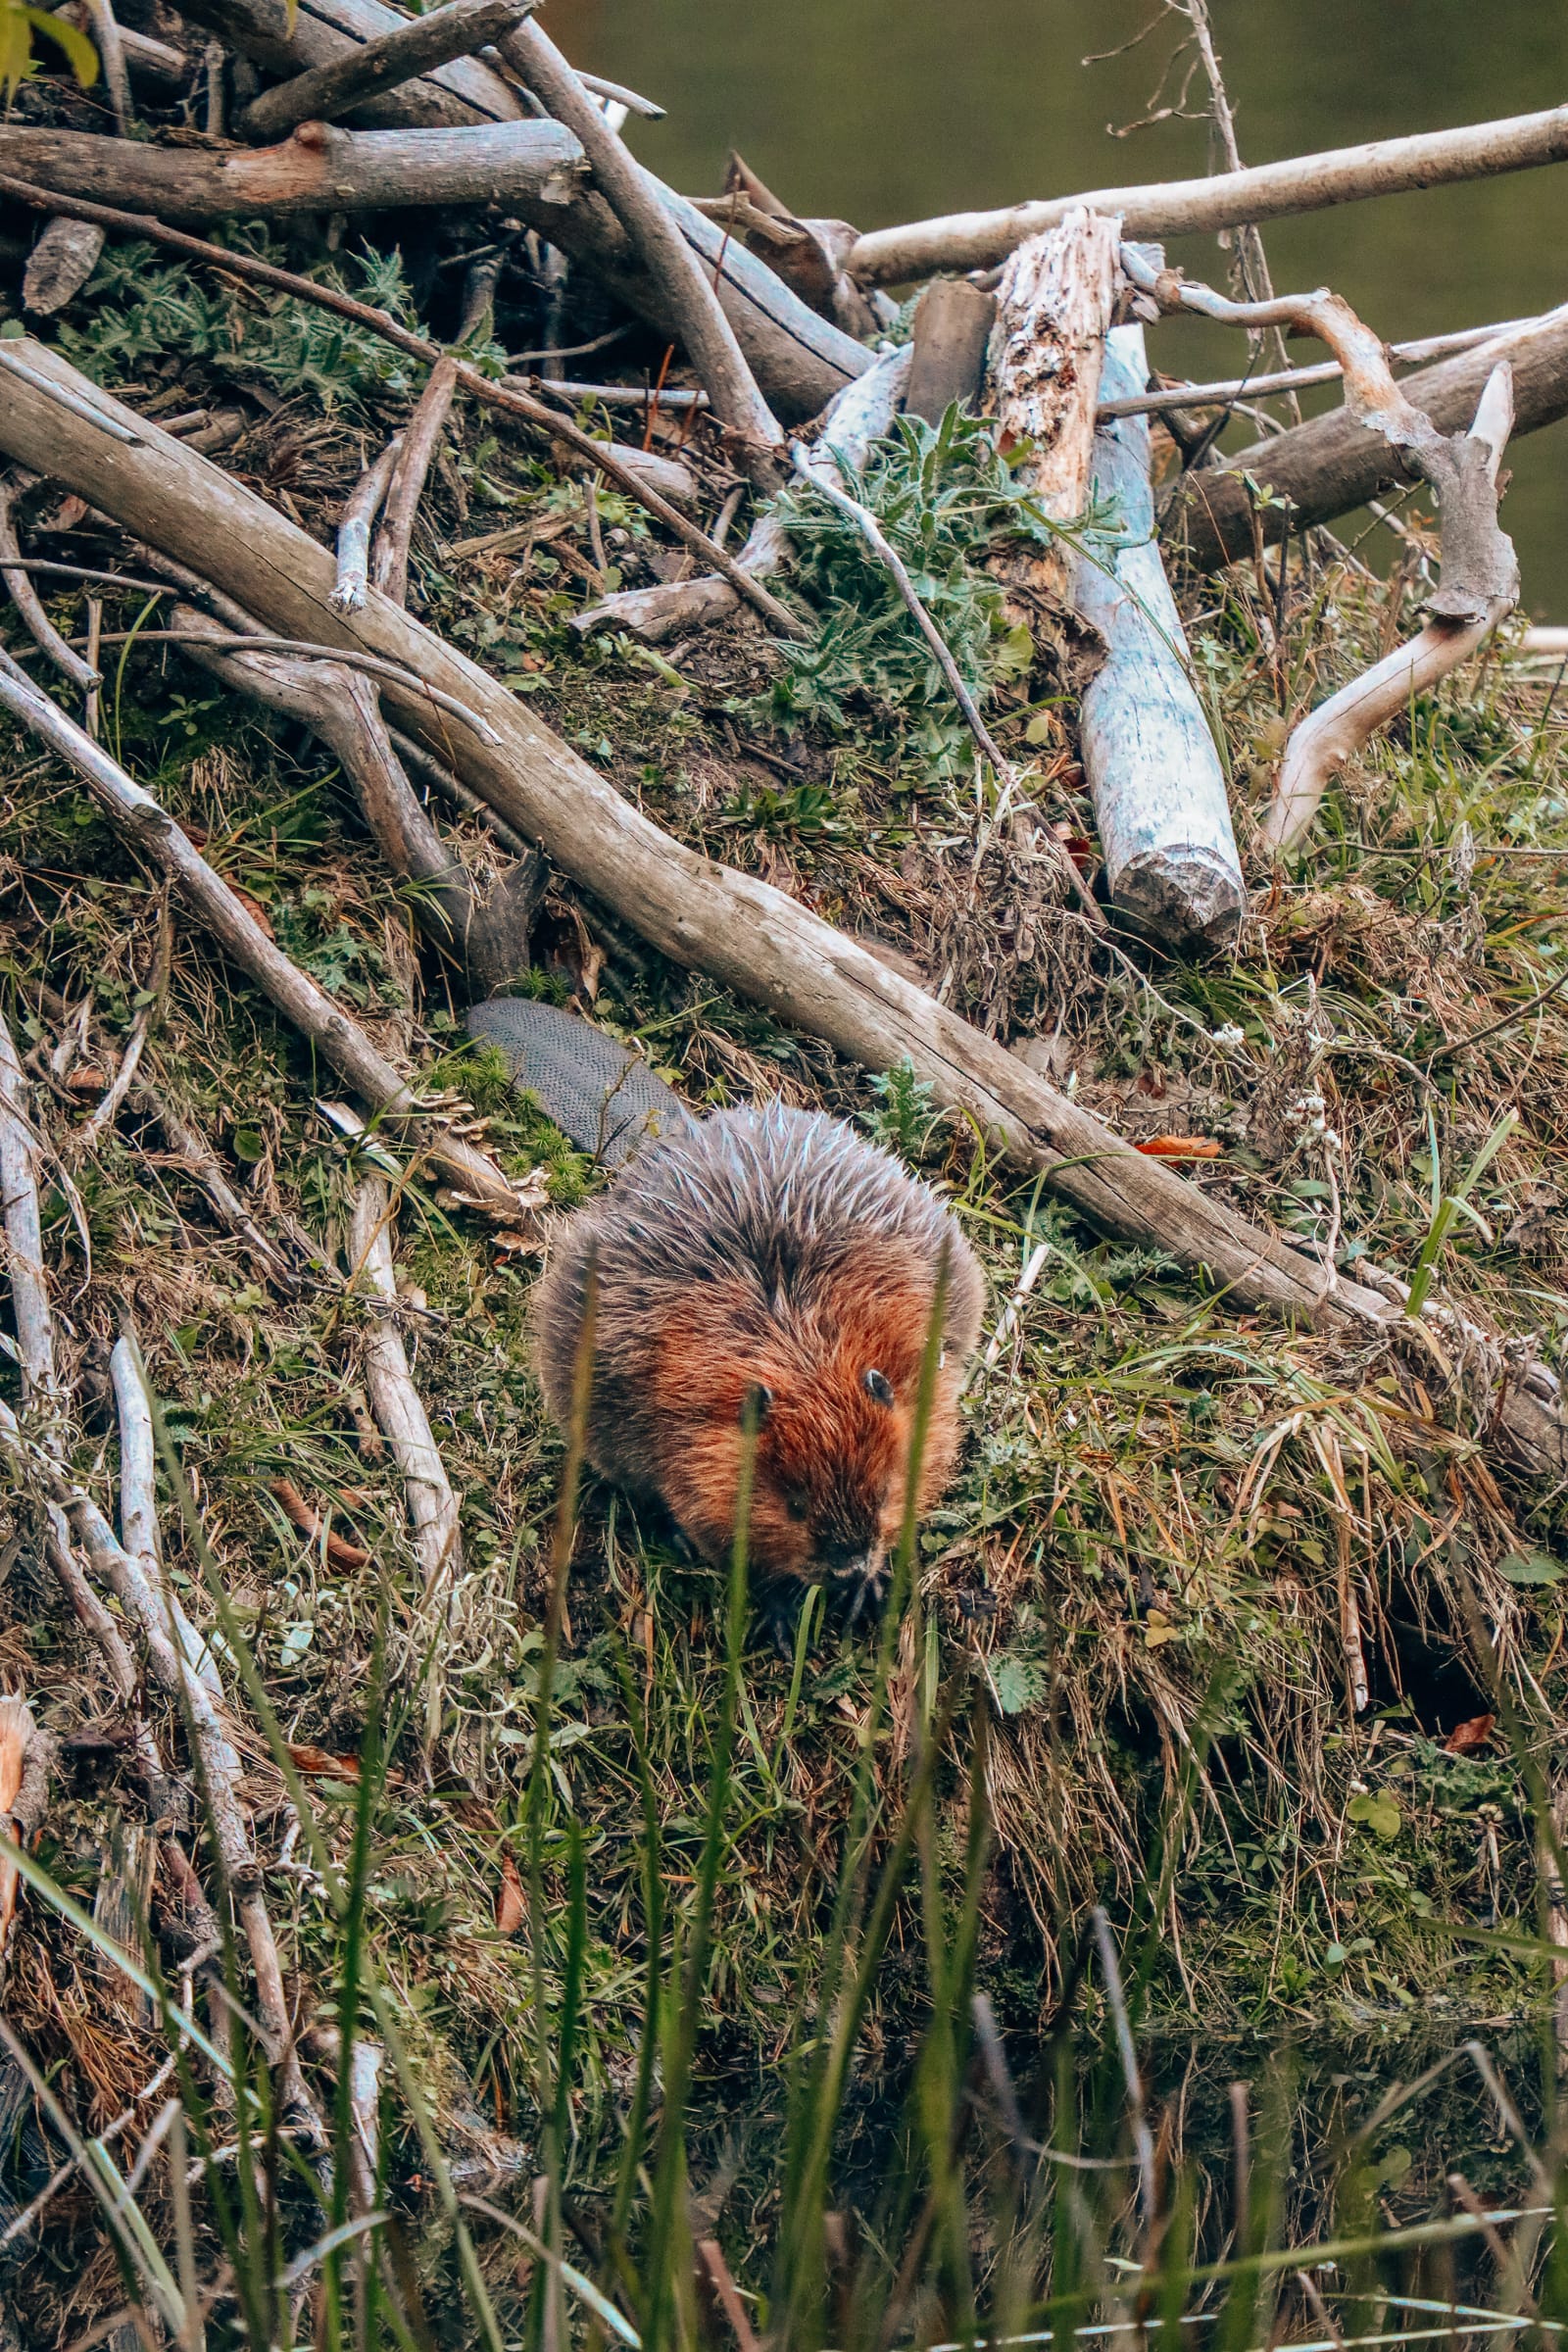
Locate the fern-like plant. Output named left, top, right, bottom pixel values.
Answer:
left=765, top=405, right=1052, bottom=778
left=57, top=228, right=430, bottom=411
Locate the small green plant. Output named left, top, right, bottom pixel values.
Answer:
left=864, top=1055, right=942, bottom=1161
left=58, top=229, right=424, bottom=410
left=765, top=406, right=1049, bottom=775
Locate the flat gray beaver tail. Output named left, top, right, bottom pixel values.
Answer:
left=535, top=1102, right=985, bottom=1615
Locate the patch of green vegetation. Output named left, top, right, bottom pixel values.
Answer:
left=766, top=406, right=1048, bottom=776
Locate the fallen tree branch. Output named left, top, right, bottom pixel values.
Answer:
left=0, top=117, right=584, bottom=221
left=332, top=434, right=401, bottom=617
left=0, top=660, right=543, bottom=1222
left=10, top=344, right=1562, bottom=1475
left=499, top=15, right=785, bottom=489
left=0, top=176, right=811, bottom=632
left=1074, top=322, right=1248, bottom=951
left=372, top=356, right=459, bottom=607
left=237, top=0, right=531, bottom=143
left=177, top=608, right=542, bottom=992
left=1260, top=365, right=1517, bottom=854
left=1122, top=247, right=1520, bottom=627
left=1163, top=308, right=1568, bottom=569
left=848, top=102, right=1568, bottom=285
left=348, top=1175, right=464, bottom=1603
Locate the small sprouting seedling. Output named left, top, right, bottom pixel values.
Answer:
left=1405, top=1104, right=1517, bottom=1318
left=864, top=1056, right=942, bottom=1163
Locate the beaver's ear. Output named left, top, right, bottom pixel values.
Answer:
left=740, top=1382, right=773, bottom=1427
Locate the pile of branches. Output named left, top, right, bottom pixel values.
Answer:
left=0, top=0, right=1567, bottom=2332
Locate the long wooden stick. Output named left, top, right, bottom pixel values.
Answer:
left=0, top=118, right=583, bottom=221
left=332, top=434, right=401, bottom=616
left=5, top=343, right=1561, bottom=1476
left=238, top=0, right=530, bottom=142
left=497, top=16, right=784, bottom=488
left=348, top=1176, right=464, bottom=1599
left=372, top=358, right=458, bottom=607
left=848, top=103, right=1568, bottom=285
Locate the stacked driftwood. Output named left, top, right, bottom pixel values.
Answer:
left=1, top=0, right=1568, bottom=2218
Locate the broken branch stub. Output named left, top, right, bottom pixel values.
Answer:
left=1259, top=364, right=1517, bottom=855
left=987, top=209, right=1122, bottom=618
left=1074, top=324, right=1248, bottom=953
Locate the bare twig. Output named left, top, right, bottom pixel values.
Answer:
left=270, top=1476, right=371, bottom=1571
left=332, top=435, right=402, bottom=616
left=81, top=0, right=135, bottom=134
left=499, top=16, right=784, bottom=487
left=0, top=473, right=98, bottom=694
left=348, top=1174, right=463, bottom=1605
left=372, top=357, right=459, bottom=606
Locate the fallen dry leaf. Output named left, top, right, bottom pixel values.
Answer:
left=287, top=1742, right=361, bottom=1782
left=495, top=1850, right=525, bottom=1936
left=1444, top=1713, right=1496, bottom=1755
left=1135, top=1135, right=1221, bottom=1160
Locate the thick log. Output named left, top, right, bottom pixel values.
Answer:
left=4, top=341, right=1561, bottom=1474
left=1164, top=308, right=1568, bottom=569
left=0, top=118, right=582, bottom=222
left=238, top=0, right=531, bottom=142
left=1076, top=326, right=1247, bottom=952
left=848, top=104, right=1568, bottom=287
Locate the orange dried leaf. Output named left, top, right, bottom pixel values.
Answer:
left=1134, top=1135, right=1221, bottom=1160
left=1444, top=1713, right=1496, bottom=1755
left=495, top=1850, right=525, bottom=1936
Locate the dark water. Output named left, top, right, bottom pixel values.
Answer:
left=551, top=0, right=1568, bottom=612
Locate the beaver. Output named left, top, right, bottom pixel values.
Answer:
left=532, top=1099, right=985, bottom=1636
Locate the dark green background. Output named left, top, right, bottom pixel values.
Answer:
left=550, top=0, right=1568, bottom=610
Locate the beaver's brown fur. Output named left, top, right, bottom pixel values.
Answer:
left=534, top=1103, right=985, bottom=1627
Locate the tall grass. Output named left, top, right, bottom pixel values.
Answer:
left=4, top=1294, right=1568, bottom=2352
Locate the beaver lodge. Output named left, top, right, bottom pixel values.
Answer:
left=0, top=1, right=1567, bottom=2343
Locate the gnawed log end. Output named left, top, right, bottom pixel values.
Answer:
left=1109, top=843, right=1249, bottom=956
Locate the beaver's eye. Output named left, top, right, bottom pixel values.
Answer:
left=863, top=1368, right=895, bottom=1407
left=785, top=1492, right=809, bottom=1522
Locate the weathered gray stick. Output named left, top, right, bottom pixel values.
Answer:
left=848, top=103, right=1568, bottom=285
left=332, top=434, right=401, bottom=616
left=1261, top=366, right=1517, bottom=854
left=1075, top=324, right=1247, bottom=953
left=497, top=16, right=785, bottom=488
left=348, top=1176, right=464, bottom=1598
left=21, top=215, right=105, bottom=316
left=238, top=0, right=530, bottom=141
left=0, top=475, right=97, bottom=693
left=5, top=345, right=1560, bottom=1473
